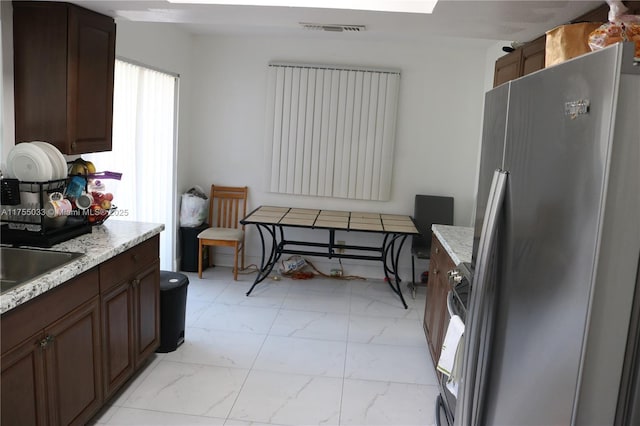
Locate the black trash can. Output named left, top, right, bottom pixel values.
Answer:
left=156, top=271, right=189, bottom=353
left=180, top=224, right=209, bottom=272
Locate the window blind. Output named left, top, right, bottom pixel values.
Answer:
left=264, top=63, right=400, bottom=201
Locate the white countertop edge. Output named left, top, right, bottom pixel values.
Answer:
left=431, top=224, right=474, bottom=266
left=1, top=220, right=164, bottom=315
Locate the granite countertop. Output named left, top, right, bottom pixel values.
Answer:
left=1, top=220, right=164, bottom=314
left=432, top=224, right=474, bottom=265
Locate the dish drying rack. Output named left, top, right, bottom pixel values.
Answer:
left=0, top=177, right=92, bottom=247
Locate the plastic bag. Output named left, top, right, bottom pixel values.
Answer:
left=180, top=186, right=208, bottom=227
left=279, top=256, right=307, bottom=274
left=588, top=0, right=640, bottom=58
left=86, top=171, right=122, bottom=224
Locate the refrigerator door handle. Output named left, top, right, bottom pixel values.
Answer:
left=447, top=290, right=455, bottom=318
left=456, top=169, right=508, bottom=426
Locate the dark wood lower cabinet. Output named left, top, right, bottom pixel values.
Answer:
left=102, top=281, right=135, bottom=399
left=44, top=298, right=102, bottom=426
left=0, top=296, right=102, bottom=426
left=1, top=235, right=160, bottom=425
left=101, top=258, right=160, bottom=398
left=134, top=261, right=160, bottom=369
left=424, top=232, right=456, bottom=369
left=100, top=238, right=160, bottom=399
left=1, top=331, right=47, bottom=426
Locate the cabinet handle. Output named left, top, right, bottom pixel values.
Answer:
left=132, top=279, right=140, bottom=288
left=40, top=335, right=54, bottom=349
left=132, top=254, right=139, bottom=262
left=71, top=142, right=77, bottom=150
left=435, top=247, right=440, bottom=254
left=434, top=268, right=439, bottom=275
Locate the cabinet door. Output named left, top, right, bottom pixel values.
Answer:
left=424, top=256, right=439, bottom=360
left=102, top=281, right=134, bottom=399
left=1, top=333, right=47, bottom=426
left=13, top=2, right=69, bottom=147
left=44, top=297, right=102, bottom=426
left=424, top=235, right=444, bottom=364
left=522, top=36, right=546, bottom=76
left=133, top=260, right=160, bottom=367
left=494, top=49, right=522, bottom=88
left=12, top=2, right=115, bottom=154
left=67, top=5, right=116, bottom=154
left=434, top=271, right=451, bottom=358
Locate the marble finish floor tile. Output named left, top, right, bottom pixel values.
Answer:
left=270, top=309, right=349, bottom=341
left=215, top=282, right=290, bottom=308
left=349, top=291, right=421, bottom=320
left=193, top=303, right=280, bottom=334
left=121, top=360, right=249, bottom=418
left=345, top=342, right=438, bottom=385
left=348, top=314, right=426, bottom=347
left=228, top=370, right=342, bottom=425
left=281, top=291, right=351, bottom=314
left=91, top=269, right=437, bottom=425
left=340, top=378, right=439, bottom=426
left=100, top=407, right=226, bottom=425
left=163, top=327, right=267, bottom=369
left=253, top=335, right=346, bottom=377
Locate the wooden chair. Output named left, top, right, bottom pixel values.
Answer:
left=197, top=185, right=248, bottom=280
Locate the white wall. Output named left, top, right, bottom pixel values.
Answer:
left=2, top=8, right=501, bottom=278
left=187, top=34, right=494, bottom=277
left=1, top=1, right=15, bottom=166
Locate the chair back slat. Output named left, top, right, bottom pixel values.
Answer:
left=208, top=185, right=248, bottom=230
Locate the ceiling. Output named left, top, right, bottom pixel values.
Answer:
left=69, top=0, right=604, bottom=43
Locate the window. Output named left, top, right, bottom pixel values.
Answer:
left=86, top=59, right=178, bottom=270
left=264, top=63, right=400, bottom=201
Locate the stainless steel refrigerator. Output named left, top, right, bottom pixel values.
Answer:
left=457, top=42, right=640, bottom=425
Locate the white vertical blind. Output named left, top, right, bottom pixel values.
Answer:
left=265, top=63, right=400, bottom=201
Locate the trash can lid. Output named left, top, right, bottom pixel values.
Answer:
left=160, top=271, right=189, bottom=290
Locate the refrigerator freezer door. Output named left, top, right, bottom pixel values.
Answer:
left=457, top=170, right=507, bottom=426
left=472, top=84, right=510, bottom=266
left=481, top=45, right=623, bottom=425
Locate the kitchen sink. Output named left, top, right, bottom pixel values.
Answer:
left=0, top=247, right=84, bottom=294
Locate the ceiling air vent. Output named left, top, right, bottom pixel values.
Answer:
left=300, top=23, right=366, bottom=32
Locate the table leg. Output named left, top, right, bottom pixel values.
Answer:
left=246, top=224, right=282, bottom=296
left=382, top=233, right=409, bottom=309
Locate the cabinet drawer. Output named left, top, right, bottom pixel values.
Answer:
left=1, top=268, right=99, bottom=353
left=99, top=236, right=159, bottom=292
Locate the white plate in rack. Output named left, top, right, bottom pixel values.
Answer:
left=31, top=141, right=67, bottom=180
left=7, top=143, right=53, bottom=182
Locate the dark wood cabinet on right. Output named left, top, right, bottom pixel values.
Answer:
left=493, top=1, right=640, bottom=88
left=494, top=35, right=545, bottom=87
left=100, top=236, right=160, bottom=399
left=423, top=232, right=456, bottom=367
left=12, top=1, right=116, bottom=154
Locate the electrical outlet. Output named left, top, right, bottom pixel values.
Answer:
left=336, top=240, right=345, bottom=254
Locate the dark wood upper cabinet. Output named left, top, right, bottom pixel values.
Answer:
left=13, top=1, right=115, bottom=154
left=493, top=48, right=523, bottom=88
left=493, top=1, right=640, bottom=87
left=521, top=36, right=546, bottom=77
left=494, top=35, right=546, bottom=88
